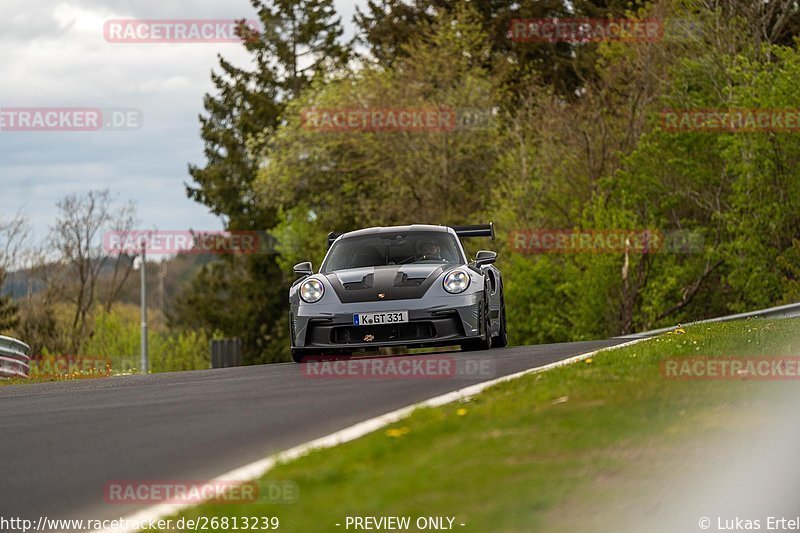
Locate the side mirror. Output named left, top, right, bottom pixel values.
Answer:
left=475, top=250, right=497, bottom=267
left=293, top=261, right=313, bottom=278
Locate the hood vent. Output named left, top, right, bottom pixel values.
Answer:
left=394, top=272, right=425, bottom=287
left=325, top=265, right=450, bottom=303
left=343, top=273, right=374, bottom=290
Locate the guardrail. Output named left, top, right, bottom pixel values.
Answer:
left=618, top=302, right=800, bottom=339
left=0, top=335, right=31, bottom=378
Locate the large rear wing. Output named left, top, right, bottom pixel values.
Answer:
left=451, top=222, right=495, bottom=241
left=327, top=223, right=495, bottom=249
left=327, top=232, right=342, bottom=249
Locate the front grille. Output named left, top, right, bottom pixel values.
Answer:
left=331, top=322, right=436, bottom=344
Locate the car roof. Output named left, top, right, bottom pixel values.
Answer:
left=339, top=224, right=455, bottom=240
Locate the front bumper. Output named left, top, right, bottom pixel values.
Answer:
left=290, top=293, right=482, bottom=350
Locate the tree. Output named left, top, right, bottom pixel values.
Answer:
left=178, top=0, right=350, bottom=363
left=700, top=0, right=800, bottom=49
left=48, top=190, right=138, bottom=353
left=355, top=0, right=653, bottom=97
left=572, top=0, right=800, bottom=333
left=186, top=0, right=349, bottom=228
left=103, top=202, right=138, bottom=313
left=258, top=4, right=502, bottom=236
left=0, top=213, right=29, bottom=333
left=486, top=0, right=690, bottom=338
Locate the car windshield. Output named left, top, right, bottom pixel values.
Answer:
left=322, top=231, right=463, bottom=272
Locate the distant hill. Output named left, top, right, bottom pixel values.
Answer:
left=1, top=253, right=216, bottom=312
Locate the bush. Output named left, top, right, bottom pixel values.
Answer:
left=81, top=306, right=211, bottom=374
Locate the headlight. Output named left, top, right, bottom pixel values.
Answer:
left=443, top=269, right=471, bottom=294
left=300, top=278, right=325, bottom=303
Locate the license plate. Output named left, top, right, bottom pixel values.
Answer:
left=353, top=311, right=409, bottom=326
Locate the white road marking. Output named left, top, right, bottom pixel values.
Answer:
left=94, top=338, right=649, bottom=532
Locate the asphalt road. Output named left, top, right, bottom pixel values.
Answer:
left=0, top=340, right=627, bottom=524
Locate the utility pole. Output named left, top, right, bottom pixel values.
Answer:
left=140, top=243, right=148, bottom=373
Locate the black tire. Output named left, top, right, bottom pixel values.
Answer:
left=459, top=339, right=481, bottom=352
left=492, top=292, right=508, bottom=348
left=291, top=349, right=310, bottom=363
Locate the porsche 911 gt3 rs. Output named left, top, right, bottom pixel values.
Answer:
left=288, top=223, right=507, bottom=362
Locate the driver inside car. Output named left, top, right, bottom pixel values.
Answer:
left=418, top=240, right=444, bottom=261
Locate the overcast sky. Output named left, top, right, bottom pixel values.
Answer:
left=0, top=0, right=364, bottom=242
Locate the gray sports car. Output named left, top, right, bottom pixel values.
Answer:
left=288, top=223, right=507, bottom=362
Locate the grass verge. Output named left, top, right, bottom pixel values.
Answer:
left=152, top=318, right=800, bottom=532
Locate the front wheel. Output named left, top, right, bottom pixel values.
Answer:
left=291, top=348, right=324, bottom=363
left=291, top=349, right=310, bottom=363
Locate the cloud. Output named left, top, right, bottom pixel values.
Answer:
left=1, top=0, right=364, bottom=244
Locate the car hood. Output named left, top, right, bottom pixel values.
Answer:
left=323, top=264, right=460, bottom=303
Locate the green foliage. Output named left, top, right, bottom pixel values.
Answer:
left=258, top=4, right=502, bottom=232
left=271, top=205, right=328, bottom=274
left=501, top=254, right=573, bottom=345
left=169, top=255, right=289, bottom=363
left=17, top=302, right=73, bottom=357
left=0, top=292, right=18, bottom=334
left=0, top=269, right=18, bottom=335
left=158, top=318, right=800, bottom=531
left=150, top=329, right=212, bottom=373
left=82, top=306, right=212, bottom=373
left=175, top=0, right=350, bottom=363
left=82, top=308, right=139, bottom=367
left=354, top=0, right=650, bottom=96
left=186, top=0, right=348, bottom=228
left=177, top=0, right=800, bottom=354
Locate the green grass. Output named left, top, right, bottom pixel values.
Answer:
left=0, top=367, right=116, bottom=385
left=147, top=318, right=798, bottom=531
